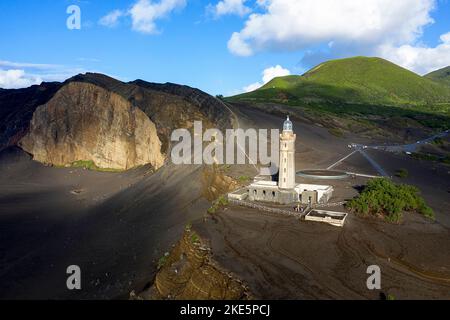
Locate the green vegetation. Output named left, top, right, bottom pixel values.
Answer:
left=227, top=57, right=450, bottom=131
left=425, top=66, right=450, bottom=86
left=411, top=153, right=440, bottom=162
left=443, top=156, right=450, bottom=165
left=346, top=178, right=434, bottom=223
left=69, top=160, right=122, bottom=172
left=432, top=137, right=445, bottom=145
left=395, top=168, right=409, bottom=178
left=190, top=232, right=200, bottom=244
left=328, top=127, right=344, bottom=138
left=207, top=195, right=229, bottom=214
left=238, top=175, right=251, bottom=183
left=231, top=57, right=450, bottom=108
left=387, top=294, right=396, bottom=301
left=157, top=252, right=170, bottom=269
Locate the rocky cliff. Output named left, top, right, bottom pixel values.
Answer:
left=137, top=228, right=251, bottom=300
left=19, top=82, right=164, bottom=170
left=0, top=73, right=233, bottom=170
left=0, top=82, right=61, bottom=149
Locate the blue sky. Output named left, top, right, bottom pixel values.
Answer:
left=1, top=0, right=450, bottom=95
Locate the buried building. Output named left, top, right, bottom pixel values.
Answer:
left=229, top=116, right=333, bottom=205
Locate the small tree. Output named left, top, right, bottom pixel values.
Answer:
left=346, top=178, right=434, bottom=223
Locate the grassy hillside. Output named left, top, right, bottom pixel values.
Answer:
left=425, top=66, right=450, bottom=86
left=228, top=57, right=450, bottom=134
left=231, top=57, right=450, bottom=108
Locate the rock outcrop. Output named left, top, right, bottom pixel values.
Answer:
left=0, top=82, right=62, bottom=150
left=19, top=82, right=164, bottom=170
left=138, top=228, right=250, bottom=300
left=0, top=72, right=233, bottom=171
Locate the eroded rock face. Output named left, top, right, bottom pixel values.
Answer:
left=19, top=82, right=164, bottom=170
left=139, top=229, right=250, bottom=300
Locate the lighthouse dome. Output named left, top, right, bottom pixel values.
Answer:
left=283, top=116, right=293, bottom=132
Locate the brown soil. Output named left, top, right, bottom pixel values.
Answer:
left=195, top=206, right=450, bottom=300
left=138, top=228, right=251, bottom=300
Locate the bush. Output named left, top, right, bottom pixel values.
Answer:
left=329, top=127, right=344, bottom=137
left=395, top=168, right=409, bottom=178
left=387, top=294, right=396, bottom=301
left=432, top=137, right=444, bottom=145
left=346, top=178, right=435, bottom=223
left=157, top=252, right=169, bottom=269
left=70, top=160, right=122, bottom=172
left=190, top=232, right=200, bottom=244
left=207, top=195, right=229, bottom=214
left=238, top=175, right=250, bottom=183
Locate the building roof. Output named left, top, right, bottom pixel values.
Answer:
left=295, top=183, right=333, bottom=192
left=250, top=180, right=279, bottom=189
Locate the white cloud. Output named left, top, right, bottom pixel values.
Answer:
left=243, top=82, right=262, bottom=92
left=228, top=0, right=436, bottom=56
left=129, top=0, right=186, bottom=34
left=0, top=69, right=42, bottom=89
left=227, top=0, right=450, bottom=74
left=99, top=9, right=124, bottom=27
left=377, top=32, right=450, bottom=75
left=0, top=60, right=61, bottom=70
left=0, top=60, right=86, bottom=89
left=210, top=0, right=251, bottom=17
left=243, top=65, right=290, bottom=92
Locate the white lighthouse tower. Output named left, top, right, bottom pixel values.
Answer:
left=279, top=116, right=296, bottom=190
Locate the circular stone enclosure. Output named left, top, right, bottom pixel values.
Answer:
left=297, top=169, right=349, bottom=180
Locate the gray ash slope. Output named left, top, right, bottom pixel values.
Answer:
left=0, top=74, right=233, bottom=299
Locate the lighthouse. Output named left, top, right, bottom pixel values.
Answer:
left=279, top=116, right=296, bottom=190
left=235, top=115, right=333, bottom=206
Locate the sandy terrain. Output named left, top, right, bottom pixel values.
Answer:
left=196, top=206, right=450, bottom=299
left=0, top=147, right=210, bottom=299
left=194, top=104, right=450, bottom=300
left=1, top=103, right=449, bottom=300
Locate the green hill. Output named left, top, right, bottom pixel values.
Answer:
left=425, top=66, right=450, bottom=86
left=231, top=57, right=450, bottom=108
left=227, top=57, right=450, bottom=137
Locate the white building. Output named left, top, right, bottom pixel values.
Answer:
left=230, top=116, right=333, bottom=205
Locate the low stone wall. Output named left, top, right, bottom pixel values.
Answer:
left=228, top=199, right=304, bottom=219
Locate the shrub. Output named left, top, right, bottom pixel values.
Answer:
left=157, top=252, right=169, bottom=269
left=432, top=137, right=444, bottom=145
left=238, top=175, right=250, bottom=183
left=70, top=160, right=122, bottom=172
left=395, top=168, right=409, bottom=178
left=346, top=178, right=435, bottom=223
left=190, top=232, right=200, bottom=244
left=207, top=195, right=229, bottom=214
left=387, top=294, right=396, bottom=301
left=329, top=127, right=344, bottom=137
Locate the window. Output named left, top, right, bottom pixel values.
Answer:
left=263, top=190, right=266, bottom=196
left=284, top=168, right=286, bottom=173
left=253, top=190, right=257, bottom=195
left=272, top=191, right=276, bottom=197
